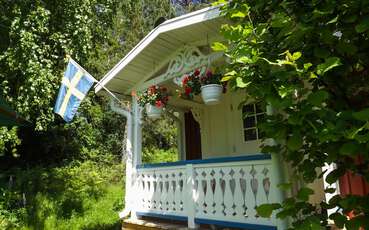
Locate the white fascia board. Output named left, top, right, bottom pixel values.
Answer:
left=95, top=5, right=221, bottom=93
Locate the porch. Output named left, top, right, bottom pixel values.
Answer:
left=131, top=154, right=285, bottom=229
left=95, top=5, right=287, bottom=230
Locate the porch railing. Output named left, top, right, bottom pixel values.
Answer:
left=133, top=154, right=284, bottom=229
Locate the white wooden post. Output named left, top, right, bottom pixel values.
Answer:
left=110, top=100, right=134, bottom=219
left=131, top=97, right=143, bottom=220
left=185, top=164, right=198, bottom=229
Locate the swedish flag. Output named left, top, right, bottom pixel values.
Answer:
left=54, top=59, right=96, bottom=122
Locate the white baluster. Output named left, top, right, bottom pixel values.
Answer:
left=233, top=167, right=245, bottom=220
left=167, top=172, right=174, bottom=213
left=153, top=172, right=160, bottom=211
left=197, top=172, right=206, bottom=215
left=159, top=173, right=166, bottom=212
left=173, top=170, right=181, bottom=213
left=203, top=168, right=213, bottom=216
left=146, top=172, right=153, bottom=210
left=246, top=165, right=257, bottom=219
left=213, top=168, right=223, bottom=218
left=222, top=168, right=234, bottom=217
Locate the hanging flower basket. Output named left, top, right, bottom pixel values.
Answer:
left=136, top=85, right=169, bottom=119
left=200, top=84, right=223, bottom=105
left=180, top=68, right=225, bottom=105
left=145, top=103, right=163, bottom=119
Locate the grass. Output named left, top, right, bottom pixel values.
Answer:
left=20, top=184, right=124, bottom=230
left=0, top=162, right=125, bottom=230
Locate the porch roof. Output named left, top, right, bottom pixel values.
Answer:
left=95, top=5, right=225, bottom=96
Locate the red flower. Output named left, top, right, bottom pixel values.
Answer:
left=206, top=70, right=213, bottom=78
left=185, top=87, right=192, bottom=95
left=155, top=100, right=163, bottom=108
left=148, top=85, right=156, bottom=95
left=194, top=69, right=200, bottom=76
left=182, top=76, right=189, bottom=85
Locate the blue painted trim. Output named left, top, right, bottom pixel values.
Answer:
left=137, top=154, right=271, bottom=169
left=136, top=212, right=188, bottom=222
left=195, top=218, right=277, bottom=230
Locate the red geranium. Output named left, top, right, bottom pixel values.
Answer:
left=155, top=100, right=163, bottom=108
left=185, top=87, right=192, bottom=95
left=137, top=85, right=170, bottom=107
left=182, top=75, right=189, bottom=85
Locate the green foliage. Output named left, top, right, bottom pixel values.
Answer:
left=217, top=0, right=369, bottom=228
left=143, top=148, right=178, bottom=164
left=0, top=0, right=119, bottom=155
left=0, top=161, right=124, bottom=230
left=142, top=114, right=178, bottom=151
left=0, top=127, right=20, bottom=157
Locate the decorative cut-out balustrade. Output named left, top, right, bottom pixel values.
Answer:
left=134, top=155, right=283, bottom=229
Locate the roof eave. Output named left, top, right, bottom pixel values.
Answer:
left=95, top=5, right=222, bottom=94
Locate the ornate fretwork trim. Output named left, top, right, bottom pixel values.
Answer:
left=138, top=46, right=222, bottom=90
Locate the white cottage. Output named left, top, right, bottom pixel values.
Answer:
left=95, top=5, right=326, bottom=230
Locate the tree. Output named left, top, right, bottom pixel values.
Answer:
left=0, top=0, right=119, bottom=157
left=215, top=0, right=369, bottom=229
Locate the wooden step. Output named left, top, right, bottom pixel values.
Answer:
left=122, top=217, right=191, bottom=230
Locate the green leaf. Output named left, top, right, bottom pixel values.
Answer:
left=287, top=133, right=303, bottom=151
left=355, top=17, right=369, bottom=33
left=304, top=63, right=312, bottom=70
left=211, top=42, right=227, bottom=51
left=231, top=11, right=246, bottom=18
left=353, top=108, right=369, bottom=121
left=327, top=15, right=338, bottom=24
left=317, top=57, right=342, bottom=75
left=326, top=168, right=346, bottom=184
left=307, top=90, right=329, bottom=106
left=297, top=187, right=314, bottom=201
left=329, top=212, right=347, bottom=228
left=339, top=142, right=358, bottom=156
left=221, top=70, right=237, bottom=82
left=236, top=77, right=250, bottom=88
left=324, top=188, right=336, bottom=194
left=236, top=56, right=252, bottom=64
left=292, top=52, right=302, bottom=60
left=256, top=203, right=281, bottom=218
left=221, top=76, right=232, bottom=82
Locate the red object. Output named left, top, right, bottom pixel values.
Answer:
left=148, top=85, right=156, bottom=95
left=155, top=100, right=163, bottom=108
left=182, top=76, right=189, bottom=85
left=185, top=87, right=192, bottom=95
left=339, top=156, right=369, bottom=196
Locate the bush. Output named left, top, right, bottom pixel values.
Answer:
left=142, top=148, right=178, bottom=164
left=0, top=161, right=124, bottom=230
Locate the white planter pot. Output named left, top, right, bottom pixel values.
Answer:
left=145, top=104, right=163, bottom=119
left=200, top=84, right=223, bottom=105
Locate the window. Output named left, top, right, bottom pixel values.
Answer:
left=242, top=103, right=265, bottom=142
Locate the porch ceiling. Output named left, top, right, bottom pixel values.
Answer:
left=95, top=5, right=225, bottom=96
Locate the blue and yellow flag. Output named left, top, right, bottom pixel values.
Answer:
left=54, top=58, right=95, bottom=122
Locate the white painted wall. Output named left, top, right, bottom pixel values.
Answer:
left=200, top=91, right=262, bottom=159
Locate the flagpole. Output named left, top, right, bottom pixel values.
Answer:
left=66, top=56, right=124, bottom=105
